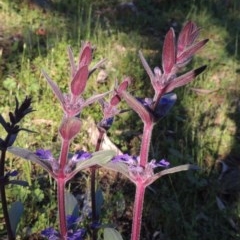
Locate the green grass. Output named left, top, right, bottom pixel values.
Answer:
left=0, top=0, right=240, bottom=239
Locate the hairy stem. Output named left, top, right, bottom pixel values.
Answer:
left=131, top=183, right=146, bottom=240
left=58, top=139, right=70, bottom=238
left=57, top=178, right=67, bottom=239
left=139, top=122, right=154, bottom=167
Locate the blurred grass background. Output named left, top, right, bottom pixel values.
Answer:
left=0, top=0, right=240, bottom=239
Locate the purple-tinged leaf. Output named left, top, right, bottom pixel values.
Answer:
left=70, top=65, right=89, bottom=96
left=162, top=28, right=176, bottom=74
left=177, top=21, right=198, bottom=52
left=111, top=78, right=131, bottom=106
left=139, top=51, right=154, bottom=83
left=83, top=91, right=111, bottom=108
left=79, top=42, right=92, bottom=66
left=117, top=77, right=131, bottom=92
left=68, top=46, right=77, bottom=79
left=164, top=65, right=207, bottom=93
left=120, top=90, right=153, bottom=123
left=59, top=117, right=81, bottom=141
left=89, top=58, right=107, bottom=77
left=188, top=28, right=201, bottom=45
left=42, top=70, right=65, bottom=104
left=177, top=39, right=209, bottom=66
left=110, top=94, right=121, bottom=107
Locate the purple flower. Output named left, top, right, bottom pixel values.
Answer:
left=41, top=227, right=60, bottom=240
left=35, top=149, right=59, bottom=173
left=112, top=154, right=170, bottom=181
left=113, top=154, right=170, bottom=169
left=136, top=93, right=177, bottom=119
left=66, top=215, right=82, bottom=229
left=98, top=117, right=114, bottom=130
left=112, top=154, right=138, bottom=166
left=149, top=159, right=170, bottom=168
left=67, top=229, right=86, bottom=240
left=36, top=149, right=53, bottom=160
left=64, top=150, right=92, bottom=174
left=97, top=78, right=131, bottom=131
left=0, top=170, right=18, bottom=184
left=41, top=227, right=85, bottom=240
left=6, top=170, right=18, bottom=177
left=71, top=150, right=92, bottom=162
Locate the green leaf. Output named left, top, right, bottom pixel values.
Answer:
left=148, top=164, right=200, bottom=185
left=66, top=150, right=115, bottom=180
left=65, top=191, right=79, bottom=218
left=99, top=161, right=130, bottom=180
left=96, top=188, right=104, bottom=218
left=104, top=228, right=124, bottom=240
left=7, top=147, right=53, bottom=175
left=9, top=201, right=24, bottom=236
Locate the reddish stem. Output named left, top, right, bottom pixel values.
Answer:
left=131, top=183, right=146, bottom=240
left=57, top=178, right=67, bottom=239
left=58, top=139, right=70, bottom=239
left=139, top=122, right=154, bottom=167
left=59, top=140, right=70, bottom=175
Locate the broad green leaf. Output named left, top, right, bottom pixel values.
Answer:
left=65, top=191, right=79, bottom=218
left=104, top=228, right=124, bottom=240
left=95, top=188, right=104, bottom=218
left=148, top=164, right=199, bottom=185
left=9, top=201, right=24, bottom=236
left=7, top=147, right=53, bottom=176
left=99, top=161, right=130, bottom=180
left=66, top=150, right=115, bottom=180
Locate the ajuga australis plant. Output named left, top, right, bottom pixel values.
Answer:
left=6, top=21, right=208, bottom=240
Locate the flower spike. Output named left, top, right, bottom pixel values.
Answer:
left=139, top=21, right=208, bottom=100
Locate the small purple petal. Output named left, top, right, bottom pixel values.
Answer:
left=159, top=159, right=170, bottom=167
left=67, top=229, right=86, bottom=240
left=112, top=154, right=138, bottom=166
left=41, top=227, right=60, bottom=239
left=67, top=215, right=82, bottom=228
left=71, top=150, right=92, bottom=162
left=149, top=159, right=170, bottom=169
left=35, top=149, right=53, bottom=160
left=154, top=93, right=177, bottom=118
left=6, top=170, right=18, bottom=177
left=98, top=117, right=114, bottom=130
left=136, top=97, right=153, bottom=108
